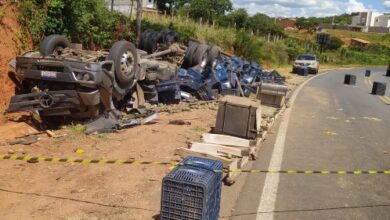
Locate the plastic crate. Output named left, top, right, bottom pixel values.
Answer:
left=161, top=158, right=223, bottom=220
left=181, top=157, right=223, bottom=172
left=181, top=157, right=223, bottom=219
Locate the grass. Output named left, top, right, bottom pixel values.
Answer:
left=143, top=13, right=237, bottom=51
left=192, top=125, right=207, bottom=132
left=61, top=123, right=86, bottom=137
left=142, top=13, right=388, bottom=67
left=285, top=29, right=390, bottom=46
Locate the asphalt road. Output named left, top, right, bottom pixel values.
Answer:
left=229, top=68, right=390, bottom=220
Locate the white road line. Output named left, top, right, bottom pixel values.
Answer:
left=256, top=73, right=327, bottom=220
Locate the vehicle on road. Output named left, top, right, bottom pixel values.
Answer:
left=292, top=53, right=319, bottom=74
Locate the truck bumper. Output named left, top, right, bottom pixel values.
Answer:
left=7, top=90, right=100, bottom=116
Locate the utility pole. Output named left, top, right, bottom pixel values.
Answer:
left=129, top=0, right=134, bottom=19
left=111, top=0, right=114, bottom=12
left=136, top=0, right=143, bottom=46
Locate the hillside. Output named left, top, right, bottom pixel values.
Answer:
left=0, top=1, right=31, bottom=112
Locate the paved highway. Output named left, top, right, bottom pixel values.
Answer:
left=229, top=68, right=390, bottom=220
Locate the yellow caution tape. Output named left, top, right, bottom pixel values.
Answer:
left=0, top=154, right=388, bottom=175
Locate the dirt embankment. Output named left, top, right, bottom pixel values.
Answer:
left=0, top=2, right=31, bottom=112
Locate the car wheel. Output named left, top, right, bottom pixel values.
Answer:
left=40, top=35, right=70, bottom=57
left=108, top=41, right=140, bottom=89
left=291, top=68, right=296, bottom=73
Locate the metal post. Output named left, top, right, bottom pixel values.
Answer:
left=111, top=0, right=114, bottom=12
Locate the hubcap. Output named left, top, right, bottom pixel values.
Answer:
left=39, top=94, right=54, bottom=108
left=120, top=50, right=134, bottom=77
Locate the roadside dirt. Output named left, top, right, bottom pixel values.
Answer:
left=0, top=2, right=31, bottom=115
left=0, top=67, right=312, bottom=220
left=0, top=106, right=217, bottom=220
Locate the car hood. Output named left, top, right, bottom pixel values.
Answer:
left=295, top=60, right=317, bottom=64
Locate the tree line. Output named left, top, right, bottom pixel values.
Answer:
left=155, top=0, right=284, bottom=36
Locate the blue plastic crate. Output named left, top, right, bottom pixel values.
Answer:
left=161, top=158, right=223, bottom=220
left=181, top=157, right=223, bottom=172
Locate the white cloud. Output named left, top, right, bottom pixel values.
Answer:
left=345, top=0, right=366, bottom=13
left=384, top=0, right=390, bottom=9
left=232, top=0, right=372, bottom=17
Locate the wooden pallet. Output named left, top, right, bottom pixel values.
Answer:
left=174, top=133, right=257, bottom=185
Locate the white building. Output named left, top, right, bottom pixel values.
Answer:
left=351, top=11, right=382, bottom=32
left=105, top=0, right=156, bottom=14
left=374, top=14, right=390, bottom=28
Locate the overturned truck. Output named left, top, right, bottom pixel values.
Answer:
left=6, top=30, right=288, bottom=132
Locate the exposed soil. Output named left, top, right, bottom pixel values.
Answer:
left=0, top=107, right=217, bottom=220
left=0, top=2, right=31, bottom=114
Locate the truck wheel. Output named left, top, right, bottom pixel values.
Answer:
left=206, top=45, right=220, bottom=67
left=40, top=35, right=70, bottom=57
left=139, top=30, right=161, bottom=54
left=159, top=29, right=178, bottom=46
left=108, top=41, right=139, bottom=89
left=192, top=44, right=209, bottom=67
left=182, top=41, right=199, bottom=69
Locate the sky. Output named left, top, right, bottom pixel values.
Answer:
left=232, top=0, right=390, bottom=17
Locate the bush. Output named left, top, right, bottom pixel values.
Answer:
left=327, top=36, right=343, bottom=50
left=233, top=31, right=263, bottom=62
left=18, top=0, right=133, bottom=48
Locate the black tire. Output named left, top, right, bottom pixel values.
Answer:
left=182, top=41, right=199, bottom=69
left=40, top=35, right=70, bottom=57
left=192, top=44, right=209, bottom=67
left=159, top=29, right=178, bottom=46
left=139, top=30, right=161, bottom=54
left=206, top=45, right=220, bottom=67
left=139, top=29, right=153, bottom=52
left=107, top=41, right=139, bottom=89
left=291, top=68, right=297, bottom=73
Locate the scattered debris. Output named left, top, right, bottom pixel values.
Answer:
left=7, top=135, right=40, bottom=145
left=46, top=130, right=56, bottom=138
left=85, top=110, right=158, bottom=134
left=169, top=120, right=191, bottom=126
left=74, top=149, right=85, bottom=154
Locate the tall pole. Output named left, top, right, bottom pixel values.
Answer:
left=136, top=0, right=143, bottom=46
left=111, top=0, right=114, bottom=12
left=129, top=0, right=134, bottom=19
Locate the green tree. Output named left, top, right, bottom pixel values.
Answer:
left=178, top=0, right=232, bottom=22
left=296, top=17, right=319, bottom=32
left=225, top=8, right=249, bottom=29
left=155, top=0, right=175, bottom=14
left=248, top=13, right=283, bottom=36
